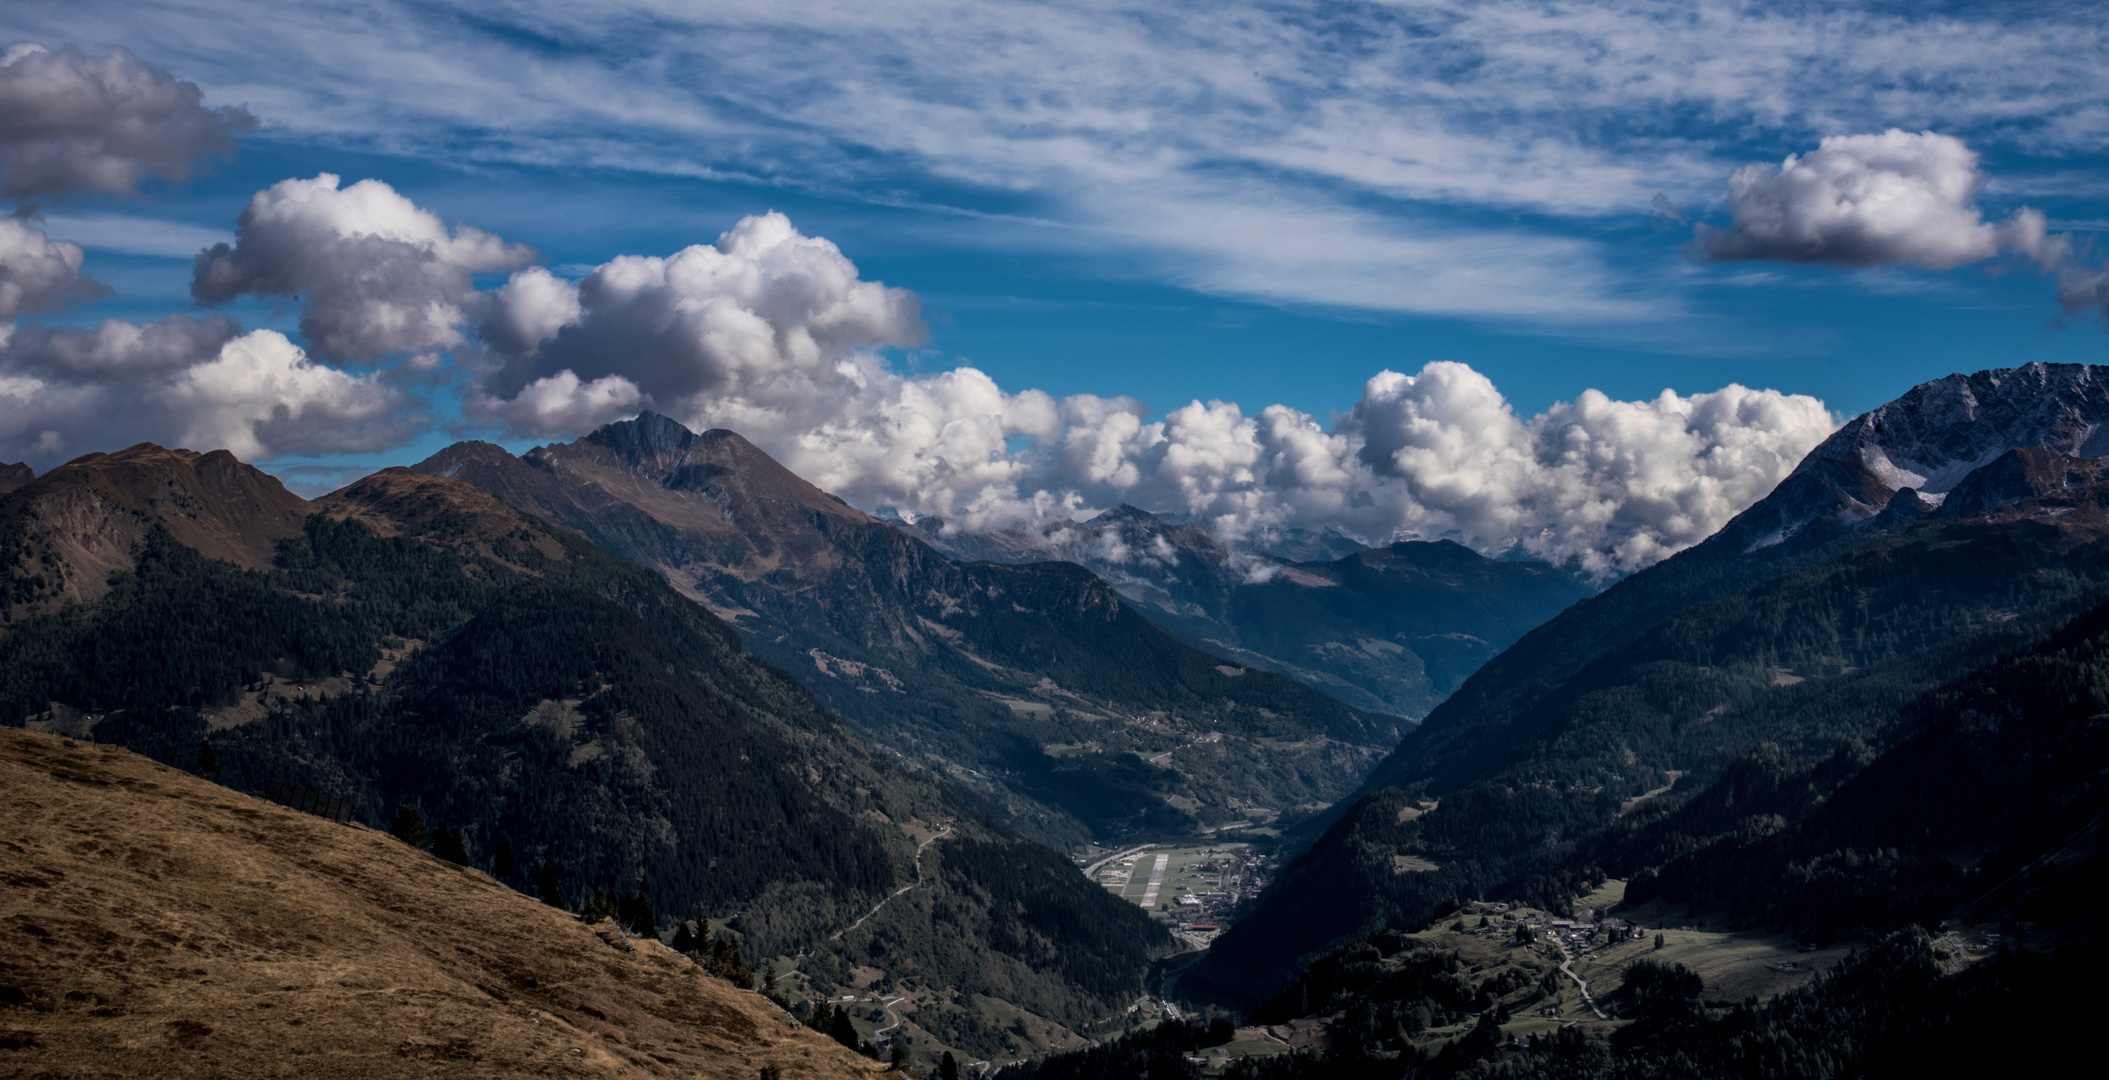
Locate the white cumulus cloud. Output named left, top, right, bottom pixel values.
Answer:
left=1693, top=130, right=2055, bottom=270
left=0, top=216, right=105, bottom=320
left=0, top=317, right=420, bottom=465
left=192, top=173, right=534, bottom=363
left=466, top=369, right=645, bottom=439
left=0, top=43, right=254, bottom=199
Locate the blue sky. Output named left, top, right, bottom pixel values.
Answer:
left=5, top=0, right=2107, bottom=569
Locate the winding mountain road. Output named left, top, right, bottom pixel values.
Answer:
left=831, top=825, right=950, bottom=942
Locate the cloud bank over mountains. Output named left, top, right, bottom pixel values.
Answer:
left=5, top=37, right=2102, bottom=575
left=3, top=146, right=1831, bottom=573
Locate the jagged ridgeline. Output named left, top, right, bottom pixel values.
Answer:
left=413, top=415, right=1400, bottom=846
left=1185, top=363, right=2109, bottom=1008
left=0, top=448, right=1169, bottom=1034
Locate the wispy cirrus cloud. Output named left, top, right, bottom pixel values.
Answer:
left=10, top=1, right=2106, bottom=325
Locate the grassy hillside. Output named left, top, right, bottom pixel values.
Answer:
left=0, top=724, right=876, bottom=1079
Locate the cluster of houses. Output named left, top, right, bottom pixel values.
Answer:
left=1172, top=852, right=1267, bottom=942
left=1481, top=905, right=1649, bottom=954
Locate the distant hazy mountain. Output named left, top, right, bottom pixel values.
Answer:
left=414, top=414, right=1398, bottom=845
left=1184, top=362, right=2109, bottom=1009
left=907, top=505, right=1595, bottom=717
left=0, top=449, right=1170, bottom=1055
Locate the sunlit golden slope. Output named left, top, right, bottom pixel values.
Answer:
left=0, top=725, right=882, bottom=1079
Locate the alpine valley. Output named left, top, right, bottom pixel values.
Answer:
left=408, top=415, right=1443, bottom=846
left=7, top=366, right=2108, bottom=1080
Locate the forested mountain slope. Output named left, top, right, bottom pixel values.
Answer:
left=911, top=505, right=1594, bottom=718
left=0, top=452, right=1170, bottom=1053
left=1601, top=588, right=2109, bottom=942
left=1102, top=590, right=2109, bottom=1080
left=415, top=414, right=1396, bottom=845
left=1184, top=362, right=2109, bottom=1008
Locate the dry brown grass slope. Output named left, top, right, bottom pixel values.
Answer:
left=0, top=726, right=883, bottom=1080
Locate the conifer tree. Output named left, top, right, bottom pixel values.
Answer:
left=537, top=864, right=568, bottom=910
left=582, top=889, right=618, bottom=924
left=492, top=841, right=515, bottom=881
left=194, top=736, right=218, bottom=780
left=617, top=890, right=657, bottom=937
left=828, top=1004, right=860, bottom=1050
left=390, top=806, right=426, bottom=848
left=939, top=1050, right=961, bottom=1080
left=432, top=823, right=470, bottom=866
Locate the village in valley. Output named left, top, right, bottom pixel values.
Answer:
left=1077, top=841, right=1271, bottom=949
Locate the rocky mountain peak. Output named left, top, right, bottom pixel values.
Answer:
left=1812, top=363, right=2109, bottom=493
left=560, top=413, right=866, bottom=520
left=0, top=442, right=312, bottom=618
left=1090, top=503, right=1164, bottom=525
left=581, top=410, right=704, bottom=474
left=1720, top=363, right=2109, bottom=550
left=1, top=462, right=36, bottom=494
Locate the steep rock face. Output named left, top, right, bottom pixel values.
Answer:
left=0, top=443, right=310, bottom=622
left=1720, top=363, right=2109, bottom=551
left=911, top=505, right=1593, bottom=717
left=416, top=415, right=1396, bottom=844
left=1933, top=447, right=2109, bottom=521
left=0, top=462, right=32, bottom=493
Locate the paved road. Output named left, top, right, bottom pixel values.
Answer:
left=872, top=996, right=907, bottom=1036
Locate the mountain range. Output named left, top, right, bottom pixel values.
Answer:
left=0, top=448, right=1168, bottom=1061
left=10, top=362, right=2109, bottom=1078
left=906, top=505, right=1595, bottom=718
left=409, top=415, right=1409, bottom=845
